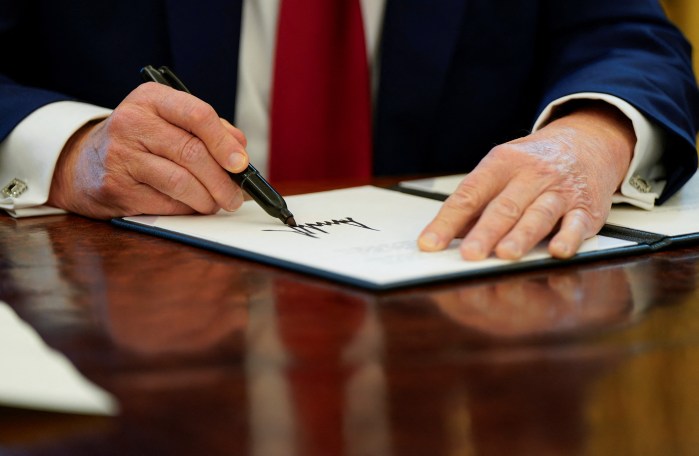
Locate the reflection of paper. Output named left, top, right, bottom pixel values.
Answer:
left=400, top=173, right=699, bottom=237
left=0, top=301, right=118, bottom=415
left=121, top=186, right=634, bottom=289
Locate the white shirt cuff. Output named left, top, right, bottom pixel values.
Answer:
left=533, top=93, right=665, bottom=211
left=0, top=101, right=112, bottom=218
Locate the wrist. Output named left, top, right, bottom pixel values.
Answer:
left=551, top=100, right=636, bottom=187
left=48, top=120, right=101, bottom=210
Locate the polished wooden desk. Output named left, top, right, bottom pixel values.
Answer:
left=1, top=180, right=699, bottom=455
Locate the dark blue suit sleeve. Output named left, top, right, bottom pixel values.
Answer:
left=0, top=3, right=73, bottom=142
left=0, top=1, right=242, bottom=145
left=0, top=75, right=72, bottom=142
left=539, top=1, right=699, bottom=200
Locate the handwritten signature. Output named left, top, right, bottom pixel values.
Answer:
left=262, top=217, right=379, bottom=238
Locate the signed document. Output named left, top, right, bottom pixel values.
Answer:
left=115, top=186, right=636, bottom=289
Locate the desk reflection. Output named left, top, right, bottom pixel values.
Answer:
left=379, top=261, right=696, bottom=456
left=2, top=214, right=698, bottom=456
left=99, top=248, right=251, bottom=357
left=246, top=278, right=390, bottom=456
left=4, top=217, right=257, bottom=354
left=432, top=265, right=633, bottom=339
left=2, top=217, right=390, bottom=455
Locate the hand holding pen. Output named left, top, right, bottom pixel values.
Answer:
left=141, top=65, right=295, bottom=226
left=48, top=64, right=293, bottom=224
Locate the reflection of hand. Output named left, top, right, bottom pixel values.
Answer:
left=432, top=267, right=632, bottom=337
left=106, top=291, right=248, bottom=357
left=99, top=238, right=253, bottom=356
left=48, top=82, right=249, bottom=219
left=418, top=102, right=635, bottom=260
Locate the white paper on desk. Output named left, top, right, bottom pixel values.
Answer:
left=0, top=301, right=118, bottom=415
left=398, top=174, right=466, bottom=196
left=605, top=173, right=699, bottom=236
left=122, top=186, right=634, bottom=288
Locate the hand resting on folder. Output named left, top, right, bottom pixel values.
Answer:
left=418, top=102, right=635, bottom=261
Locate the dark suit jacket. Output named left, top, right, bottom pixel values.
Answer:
left=1, top=0, right=697, bottom=199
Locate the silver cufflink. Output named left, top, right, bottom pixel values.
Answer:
left=1, top=178, right=28, bottom=198
left=628, top=175, right=652, bottom=193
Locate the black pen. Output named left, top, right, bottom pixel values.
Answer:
left=140, top=65, right=296, bottom=227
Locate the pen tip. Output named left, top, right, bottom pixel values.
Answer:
left=286, top=216, right=297, bottom=227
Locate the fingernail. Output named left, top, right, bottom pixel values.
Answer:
left=462, top=240, right=485, bottom=259
left=551, top=240, right=570, bottom=257
left=419, top=232, right=441, bottom=250
left=499, top=240, right=521, bottom=258
left=228, top=152, right=247, bottom=172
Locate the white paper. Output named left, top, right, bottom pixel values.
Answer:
left=122, top=186, right=634, bottom=288
left=605, top=173, right=699, bottom=236
left=398, top=174, right=465, bottom=196
left=0, top=301, right=118, bottom=415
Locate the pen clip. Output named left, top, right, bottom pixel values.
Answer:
left=140, top=65, right=170, bottom=86
left=140, top=65, right=191, bottom=94
left=157, top=66, right=191, bottom=94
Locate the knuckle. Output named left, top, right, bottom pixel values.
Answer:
left=487, top=143, right=511, bottom=159
left=579, top=208, right=605, bottom=232
left=567, top=208, right=600, bottom=236
left=136, top=81, right=160, bottom=94
left=105, top=108, right=131, bottom=133
left=527, top=203, right=558, bottom=223
left=446, top=184, right=482, bottom=213
left=490, top=196, right=522, bottom=220
left=184, top=101, right=216, bottom=126
left=178, top=135, right=207, bottom=165
left=514, top=222, right=540, bottom=242
left=165, top=167, right=190, bottom=199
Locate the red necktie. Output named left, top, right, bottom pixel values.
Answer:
left=269, top=0, right=373, bottom=182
